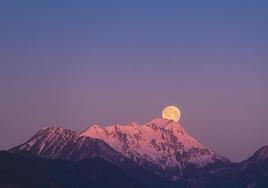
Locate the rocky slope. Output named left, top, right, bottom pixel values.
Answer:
left=10, top=118, right=268, bottom=187
left=10, top=127, right=128, bottom=167
left=80, top=118, right=229, bottom=177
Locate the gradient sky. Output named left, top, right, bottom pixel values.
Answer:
left=0, top=0, right=267, bottom=162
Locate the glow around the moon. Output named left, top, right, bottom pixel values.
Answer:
left=162, top=105, right=181, bottom=122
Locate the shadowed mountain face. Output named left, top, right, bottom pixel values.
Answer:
left=233, top=146, right=268, bottom=188
left=0, top=151, right=58, bottom=188
left=1, top=148, right=268, bottom=188
left=0, top=151, right=149, bottom=188
left=6, top=119, right=268, bottom=188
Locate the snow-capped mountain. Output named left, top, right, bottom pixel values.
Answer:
left=10, top=127, right=128, bottom=166
left=11, top=118, right=229, bottom=179
left=79, top=118, right=228, bottom=175
left=6, top=119, right=268, bottom=187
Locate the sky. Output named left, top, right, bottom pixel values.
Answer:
left=0, top=0, right=267, bottom=162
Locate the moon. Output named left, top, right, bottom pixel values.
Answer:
left=162, top=106, right=181, bottom=122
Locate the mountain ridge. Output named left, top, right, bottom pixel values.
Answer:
left=8, top=118, right=268, bottom=187
left=11, top=118, right=230, bottom=179
left=79, top=118, right=229, bottom=173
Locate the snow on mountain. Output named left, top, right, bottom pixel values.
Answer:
left=79, top=118, right=227, bottom=172
left=14, top=127, right=77, bottom=158
left=10, top=118, right=229, bottom=179
left=6, top=119, right=268, bottom=185
left=10, top=127, right=127, bottom=166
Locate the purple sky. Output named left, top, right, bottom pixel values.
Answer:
left=0, top=1, right=267, bottom=162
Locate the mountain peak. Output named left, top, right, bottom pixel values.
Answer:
left=10, top=119, right=230, bottom=179
left=254, top=146, right=268, bottom=160
left=150, top=118, right=172, bottom=125
left=81, top=124, right=101, bottom=131
left=11, top=126, right=126, bottom=165
left=79, top=118, right=224, bottom=172
left=41, top=126, right=71, bottom=132
left=149, top=118, right=182, bottom=129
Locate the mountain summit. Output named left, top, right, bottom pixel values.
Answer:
left=79, top=118, right=228, bottom=175
left=11, top=118, right=229, bottom=178
left=7, top=118, right=268, bottom=187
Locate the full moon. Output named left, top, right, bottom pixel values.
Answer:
left=162, top=105, right=181, bottom=122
